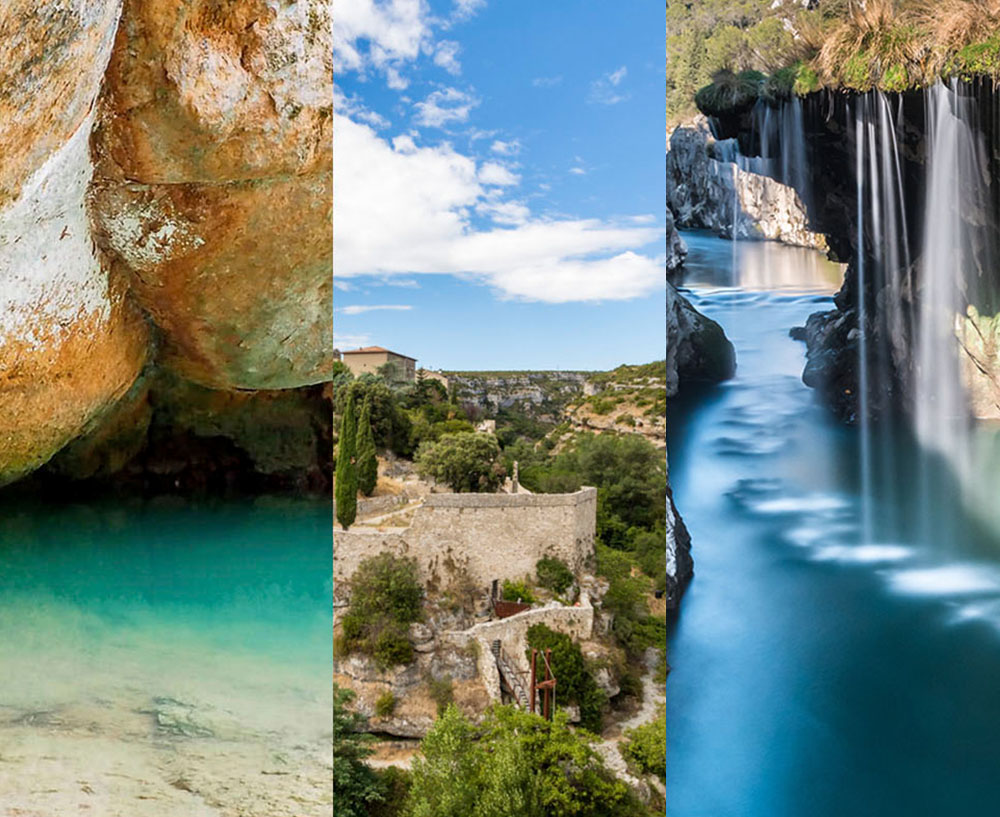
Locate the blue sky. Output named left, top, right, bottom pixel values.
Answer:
left=333, top=0, right=665, bottom=371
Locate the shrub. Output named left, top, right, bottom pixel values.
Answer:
left=535, top=557, right=574, bottom=595
left=376, top=690, right=396, bottom=718
left=415, top=432, right=506, bottom=493
left=695, top=69, right=765, bottom=116
left=525, top=624, right=605, bottom=733
left=341, top=553, right=423, bottom=669
left=621, top=705, right=666, bottom=778
left=369, top=766, right=412, bottom=817
left=427, top=675, right=454, bottom=717
left=501, top=578, right=536, bottom=605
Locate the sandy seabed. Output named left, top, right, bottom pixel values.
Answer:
left=0, top=596, right=331, bottom=815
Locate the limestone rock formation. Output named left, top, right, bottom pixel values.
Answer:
left=0, top=0, right=333, bottom=489
left=667, top=116, right=827, bottom=250
left=0, top=2, right=148, bottom=485
left=667, top=207, right=687, bottom=275
left=92, top=0, right=333, bottom=391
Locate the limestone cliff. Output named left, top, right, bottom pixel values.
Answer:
left=0, top=0, right=332, bottom=491
left=667, top=116, right=826, bottom=251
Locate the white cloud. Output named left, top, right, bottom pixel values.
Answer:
left=589, top=66, right=631, bottom=105
left=334, top=332, right=371, bottom=349
left=490, top=139, right=521, bottom=155
left=333, top=0, right=429, bottom=77
left=434, top=40, right=462, bottom=75
left=337, top=304, right=414, bottom=315
left=333, top=113, right=663, bottom=303
left=478, top=162, right=520, bottom=186
left=569, top=166, right=587, bottom=176
left=451, top=0, right=486, bottom=21
left=414, top=87, right=478, bottom=127
left=532, top=75, right=563, bottom=88
left=334, top=86, right=389, bottom=129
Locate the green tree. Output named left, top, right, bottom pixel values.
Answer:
left=333, top=684, right=385, bottom=816
left=336, top=392, right=358, bottom=529
left=415, top=432, right=506, bottom=493
left=525, top=623, right=605, bottom=733
left=357, top=397, right=378, bottom=496
left=404, top=704, right=640, bottom=817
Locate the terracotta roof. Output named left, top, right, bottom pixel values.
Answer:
left=344, top=346, right=416, bottom=360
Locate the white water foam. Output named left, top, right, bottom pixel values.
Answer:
left=886, top=564, right=1000, bottom=597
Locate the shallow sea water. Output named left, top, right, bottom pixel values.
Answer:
left=0, top=497, right=331, bottom=815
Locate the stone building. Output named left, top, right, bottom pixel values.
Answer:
left=342, top=346, right=416, bottom=381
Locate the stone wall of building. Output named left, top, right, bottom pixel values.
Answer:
left=333, top=488, right=597, bottom=596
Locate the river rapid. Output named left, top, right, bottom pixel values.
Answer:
left=667, top=232, right=1000, bottom=816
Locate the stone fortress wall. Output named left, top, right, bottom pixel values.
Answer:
left=333, top=488, right=597, bottom=595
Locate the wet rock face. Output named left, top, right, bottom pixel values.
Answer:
left=0, top=2, right=148, bottom=485
left=666, top=208, right=687, bottom=275
left=666, top=281, right=736, bottom=396
left=666, top=282, right=733, bottom=608
left=92, top=0, right=333, bottom=391
left=667, top=116, right=826, bottom=251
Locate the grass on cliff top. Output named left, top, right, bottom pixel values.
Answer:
left=684, top=0, right=1000, bottom=121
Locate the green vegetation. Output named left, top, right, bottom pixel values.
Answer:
left=357, top=397, right=378, bottom=497
left=402, top=704, right=643, bottom=817
left=676, top=0, right=1000, bottom=119
left=426, top=674, right=454, bottom=717
left=333, top=685, right=385, bottom=817
left=340, top=552, right=423, bottom=670
left=376, top=689, right=397, bottom=718
left=335, top=393, right=358, bottom=530
left=596, top=545, right=668, bottom=660
left=621, top=704, right=667, bottom=778
left=525, top=624, right=606, bottom=733
left=536, top=557, right=574, bottom=595
left=501, top=578, right=536, bottom=604
left=415, top=432, right=506, bottom=493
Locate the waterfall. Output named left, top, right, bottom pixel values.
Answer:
left=855, top=105, right=874, bottom=543
left=916, top=83, right=975, bottom=497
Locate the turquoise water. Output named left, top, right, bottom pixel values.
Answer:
left=667, top=234, right=1000, bottom=816
left=0, top=496, right=332, bottom=811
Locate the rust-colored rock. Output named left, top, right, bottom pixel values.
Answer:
left=93, top=170, right=332, bottom=389
left=99, top=0, right=331, bottom=184
left=1, top=106, right=148, bottom=486
left=0, top=0, right=122, bottom=206
left=0, top=288, right=147, bottom=487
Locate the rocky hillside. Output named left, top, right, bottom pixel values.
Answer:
left=446, top=370, right=591, bottom=421
left=0, top=1, right=332, bottom=493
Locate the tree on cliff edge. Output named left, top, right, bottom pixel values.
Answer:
left=336, top=394, right=358, bottom=529
left=357, top=396, right=378, bottom=497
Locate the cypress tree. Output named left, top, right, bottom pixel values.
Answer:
left=335, top=392, right=358, bottom=530
left=357, top=397, right=378, bottom=497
